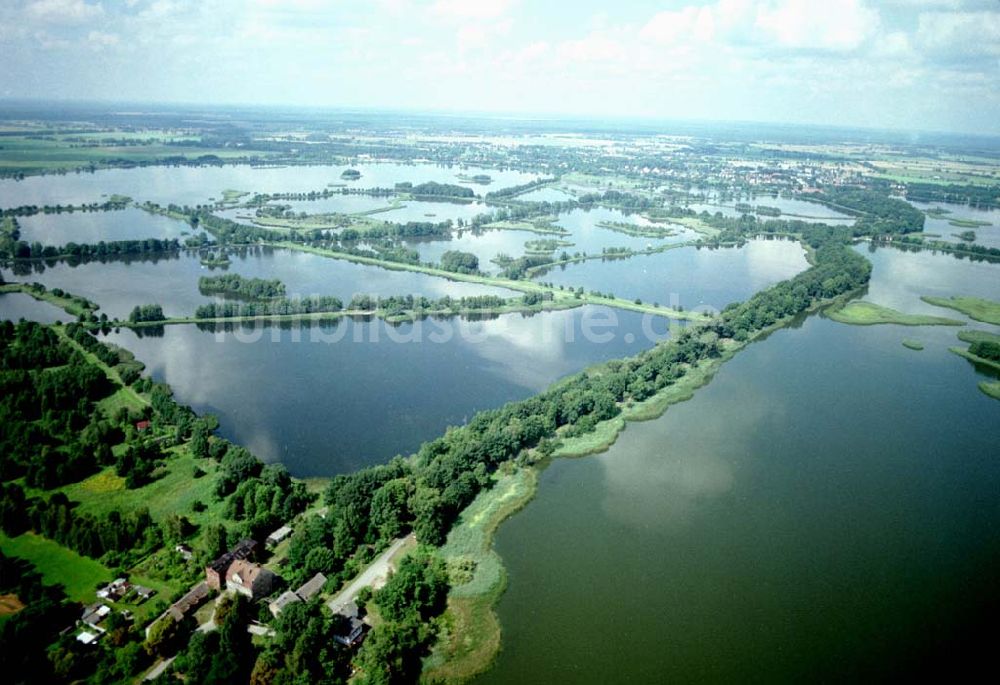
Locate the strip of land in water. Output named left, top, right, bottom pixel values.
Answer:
left=827, top=300, right=964, bottom=326
left=922, top=295, right=1000, bottom=325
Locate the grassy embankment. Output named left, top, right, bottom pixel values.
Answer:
left=948, top=218, right=991, bottom=228
left=827, top=301, right=964, bottom=326
left=270, top=241, right=709, bottom=322
left=522, top=240, right=697, bottom=280
left=422, top=468, right=537, bottom=682
left=648, top=214, right=721, bottom=238
left=217, top=189, right=250, bottom=204
left=479, top=218, right=568, bottom=236
left=240, top=199, right=408, bottom=230
left=425, top=281, right=865, bottom=682
left=922, top=295, right=1000, bottom=325
left=124, top=300, right=591, bottom=329
left=949, top=347, right=1000, bottom=373
left=596, top=220, right=678, bottom=239
left=523, top=239, right=574, bottom=255
left=949, top=329, right=1000, bottom=376
left=957, top=330, right=1000, bottom=345
left=0, top=282, right=97, bottom=317
left=979, top=381, right=1000, bottom=400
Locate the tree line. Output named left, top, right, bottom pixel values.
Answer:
left=2, top=236, right=181, bottom=261
left=198, top=274, right=286, bottom=300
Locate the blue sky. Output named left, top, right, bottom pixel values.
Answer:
left=1, top=0, right=999, bottom=134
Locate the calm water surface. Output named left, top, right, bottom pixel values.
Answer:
left=12, top=248, right=513, bottom=319
left=103, top=307, right=672, bottom=476
left=0, top=292, right=75, bottom=323
left=407, top=207, right=696, bottom=275
left=536, top=238, right=808, bottom=311
left=685, top=196, right=854, bottom=224
left=16, top=207, right=190, bottom=243
left=478, top=246, right=1000, bottom=684
left=908, top=200, right=1000, bottom=250
left=0, top=163, right=539, bottom=208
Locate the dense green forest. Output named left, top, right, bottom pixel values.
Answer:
left=905, top=182, right=1000, bottom=208
left=197, top=274, right=286, bottom=300
left=395, top=182, right=475, bottom=199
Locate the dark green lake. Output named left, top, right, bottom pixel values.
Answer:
left=478, top=246, right=1000, bottom=683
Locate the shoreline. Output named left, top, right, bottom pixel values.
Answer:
left=425, top=283, right=865, bottom=682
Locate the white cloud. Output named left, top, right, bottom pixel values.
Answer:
left=556, top=31, right=626, bottom=65
left=640, top=0, right=879, bottom=53
left=916, top=10, right=1000, bottom=57
left=754, top=0, right=879, bottom=51
left=641, top=6, right=718, bottom=44
left=87, top=29, right=119, bottom=49
left=26, top=0, right=104, bottom=23
left=431, top=0, right=516, bottom=21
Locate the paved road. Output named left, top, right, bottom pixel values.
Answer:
left=144, top=656, right=175, bottom=681
left=326, top=535, right=412, bottom=615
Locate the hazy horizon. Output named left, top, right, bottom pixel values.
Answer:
left=1, top=0, right=999, bottom=136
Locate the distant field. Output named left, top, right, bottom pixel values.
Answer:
left=0, top=532, right=112, bottom=602
left=869, top=158, right=1000, bottom=187
left=828, top=301, right=963, bottom=326
left=0, top=135, right=268, bottom=173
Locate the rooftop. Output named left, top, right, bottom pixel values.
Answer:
left=295, top=572, right=327, bottom=601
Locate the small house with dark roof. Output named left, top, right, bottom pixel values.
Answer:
left=268, top=590, right=302, bottom=618
left=167, top=582, right=210, bottom=622
left=266, top=525, right=293, bottom=548
left=80, top=603, right=111, bottom=626
left=332, top=602, right=367, bottom=648
left=294, top=573, right=327, bottom=601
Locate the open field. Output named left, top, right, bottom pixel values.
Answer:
left=922, top=295, right=1000, bottom=325
left=59, top=449, right=224, bottom=526
left=828, top=301, right=964, bottom=326
left=0, top=135, right=270, bottom=174
left=868, top=158, right=1000, bottom=187
left=0, top=532, right=113, bottom=602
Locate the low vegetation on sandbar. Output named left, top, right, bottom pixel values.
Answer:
left=828, top=301, right=963, bottom=326
left=902, top=339, right=924, bottom=350
left=922, top=295, right=1000, bottom=325
left=958, top=330, right=1000, bottom=345
left=979, top=381, right=1000, bottom=401
left=949, top=340, right=1000, bottom=373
